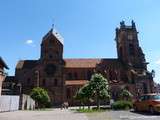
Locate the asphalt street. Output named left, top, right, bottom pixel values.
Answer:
left=0, top=109, right=160, bottom=120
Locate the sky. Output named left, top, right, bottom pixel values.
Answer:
left=0, top=0, right=160, bottom=83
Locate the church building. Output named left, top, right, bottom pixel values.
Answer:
left=14, top=21, right=154, bottom=106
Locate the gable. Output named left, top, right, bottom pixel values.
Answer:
left=16, top=60, right=38, bottom=70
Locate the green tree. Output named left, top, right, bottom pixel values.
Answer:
left=75, top=84, right=93, bottom=109
left=75, top=73, right=110, bottom=110
left=90, top=73, right=110, bottom=109
left=120, top=89, right=133, bottom=101
left=30, top=87, right=51, bottom=108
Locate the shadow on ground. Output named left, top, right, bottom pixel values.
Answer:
left=130, top=110, right=160, bottom=116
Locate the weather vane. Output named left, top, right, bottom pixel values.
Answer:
left=52, top=18, right=55, bottom=30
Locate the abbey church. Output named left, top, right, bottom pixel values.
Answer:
left=14, top=21, right=154, bottom=106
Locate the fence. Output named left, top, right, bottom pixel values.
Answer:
left=0, top=95, right=19, bottom=112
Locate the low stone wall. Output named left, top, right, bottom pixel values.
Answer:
left=19, top=94, right=35, bottom=110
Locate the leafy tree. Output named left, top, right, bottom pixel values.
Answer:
left=120, top=89, right=133, bottom=101
left=75, top=84, right=93, bottom=109
left=90, top=73, right=110, bottom=109
left=75, top=73, right=110, bottom=110
left=30, top=87, right=51, bottom=108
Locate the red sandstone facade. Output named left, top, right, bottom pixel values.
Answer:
left=14, top=21, right=154, bottom=106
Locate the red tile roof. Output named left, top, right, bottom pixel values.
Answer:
left=16, top=58, right=122, bottom=70
left=64, top=59, right=101, bottom=68
left=65, top=80, right=88, bottom=86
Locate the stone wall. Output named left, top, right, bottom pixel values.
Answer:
left=19, top=94, right=35, bottom=110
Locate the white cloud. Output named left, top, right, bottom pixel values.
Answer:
left=25, top=40, right=33, bottom=45
left=156, top=59, right=160, bottom=65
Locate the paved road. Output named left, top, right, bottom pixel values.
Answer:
left=87, top=110, right=160, bottom=120
left=0, top=109, right=160, bottom=120
left=0, top=109, right=88, bottom=120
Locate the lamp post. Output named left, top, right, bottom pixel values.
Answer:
left=17, top=83, right=22, bottom=95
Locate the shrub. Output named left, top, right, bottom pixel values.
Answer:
left=111, top=100, right=133, bottom=110
left=120, top=89, right=133, bottom=101
left=30, top=87, right=51, bottom=108
left=76, top=108, right=106, bottom=113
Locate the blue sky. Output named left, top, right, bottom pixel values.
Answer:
left=0, top=0, right=160, bottom=83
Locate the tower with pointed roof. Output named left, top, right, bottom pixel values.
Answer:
left=40, top=28, right=64, bottom=61
left=38, top=28, right=65, bottom=105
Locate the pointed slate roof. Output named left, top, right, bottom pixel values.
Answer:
left=42, top=28, right=64, bottom=45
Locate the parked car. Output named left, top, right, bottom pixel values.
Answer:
left=133, top=93, right=160, bottom=114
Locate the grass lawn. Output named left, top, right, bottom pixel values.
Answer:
left=23, top=108, right=53, bottom=111
left=74, top=108, right=112, bottom=120
left=74, top=107, right=110, bottom=113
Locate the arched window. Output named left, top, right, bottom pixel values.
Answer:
left=143, top=83, right=147, bottom=94
left=55, top=51, right=59, bottom=58
left=42, top=79, right=46, bottom=86
left=131, top=73, right=135, bottom=84
left=109, top=70, right=113, bottom=80
left=49, top=54, right=53, bottom=59
left=113, top=70, right=118, bottom=80
left=119, top=47, right=123, bottom=58
left=67, top=88, right=71, bottom=99
left=27, top=78, right=31, bottom=86
left=74, top=72, right=78, bottom=79
left=87, top=71, right=92, bottom=80
left=68, top=73, right=72, bottom=80
left=129, top=44, right=135, bottom=56
left=54, top=79, right=58, bottom=86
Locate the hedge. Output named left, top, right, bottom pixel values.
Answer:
left=111, top=100, right=133, bottom=110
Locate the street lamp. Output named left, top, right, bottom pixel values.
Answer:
left=17, top=83, right=22, bottom=95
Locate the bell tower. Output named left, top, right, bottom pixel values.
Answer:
left=40, top=29, right=63, bottom=61
left=115, top=20, right=147, bottom=69
left=39, top=28, right=65, bottom=105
